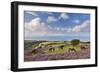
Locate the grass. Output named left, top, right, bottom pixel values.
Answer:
left=45, top=45, right=81, bottom=55
left=27, top=41, right=81, bottom=55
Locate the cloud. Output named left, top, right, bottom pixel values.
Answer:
left=47, top=20, right=90, bottom=33
left=25, top=18, right=90, bottom=39
left=25, top=18, right=41, bottom=31
left=47, top=25, right=52, bottom=29
left=44, top=12, right=53, bottom=14
left=47, top=16, right=58, bottom=23
left=25, top=11, right=38, bottom=16
left=46, top=13, right=69, bottom=23
left=73, top=20, right=80, bottom=24
left=59, top=13, right=69, bottom=20
left=25, top=17, right=48, bottom=36
left=72, top=20, right=90, bottom=32
left=56, top=27, right=60, bottom=31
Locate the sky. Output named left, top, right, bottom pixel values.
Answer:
left=24, top=11, right=90, bottom=41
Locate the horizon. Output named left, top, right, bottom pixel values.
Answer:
left=24, top=35, right=90, bottom=42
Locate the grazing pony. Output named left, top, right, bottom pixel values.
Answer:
left=68, top=48, right=78, bottom=58
left=59, top=45, right=64, bottom=50
left=68, top=48, right=76, bottom=53
left=49, top=47, right=55, bottom=52
left=81, top=46, right=87, bottom=50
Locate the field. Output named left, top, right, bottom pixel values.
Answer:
left=24, top=40, right=90, bottom=61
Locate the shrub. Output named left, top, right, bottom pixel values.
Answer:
left=71, top=39, right=80, bottom=46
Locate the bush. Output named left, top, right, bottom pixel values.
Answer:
left=71, top=39, right=80, bottom=46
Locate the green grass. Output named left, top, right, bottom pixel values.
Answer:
left=45, top=45, right=81, bottom=55
left=30, top=41, right=81, bottom=55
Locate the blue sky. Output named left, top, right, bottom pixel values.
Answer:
left=24, top=11, right=90, bottom=41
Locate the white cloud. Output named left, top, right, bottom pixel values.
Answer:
left=72, top=20, right=90, bottom=32
left=54, top=27, right=60, bottom=31
left=56, top=27, right=61, bottom=31
left=25, top=18, right=90, bottom=39
left=61, top=28, right=66, bottom=31
left=47, top=25, right=52, bottom=29
left=25, top=17, right=48, bottom=36
left=44, top=12, right=53, bottom=14
left=25, top=11, right=38, bottom=16
left=74, top=20, right=80, bottom=24
left=59, top=13, right=69, bottom=20
left=49, top=20, right=90, bottom=33
left=46, top=13, right=69, bottom=23
left=47, top=16, right=57, bottom=23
